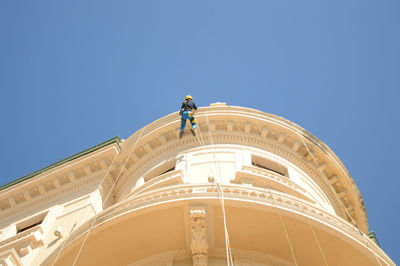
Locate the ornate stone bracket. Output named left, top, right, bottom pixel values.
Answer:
left=189, top=209, right=208, bottom=266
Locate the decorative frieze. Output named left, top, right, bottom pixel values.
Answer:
left=0, top=175, right=104, bottom=222
left=105, top=109, right=366, bottom=231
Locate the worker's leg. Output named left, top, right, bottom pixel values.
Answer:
left=188, top=112, right=197, bottom=129
left=179, top=118, right=186, bottom=139
left=179, top=112, right=189, bottom=139
left=188, top=113, right=197, bottom=136
left=180, top=118, right=187, bottom=131
left=180, top=111, right=190, bottom=130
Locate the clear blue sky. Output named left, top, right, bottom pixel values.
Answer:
left=1, top=0, right=399, bottom=263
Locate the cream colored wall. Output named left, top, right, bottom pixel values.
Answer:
left=0, top=104, right=394, bottom=266
left=182, top=148, right=238, bottom=184
left=0, top=185, right=104, bottom=266
left=34, top=187, right=107, bottom=265
left=0, top=141, right=118, bottom=265
left=171, top=145, right=334, bottom=214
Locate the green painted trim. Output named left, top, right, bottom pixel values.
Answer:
left=368, top=231, right=380, bottom=247
left=0, top=136, right=121, bottom=191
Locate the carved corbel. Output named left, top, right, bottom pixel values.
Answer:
left=189, top=209, right=208, bottom=266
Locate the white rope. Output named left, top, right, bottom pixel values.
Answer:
left=71, top=128, right=145, bottom=266
left=306, top=216, right=329, bottom=266
left=193, top=118, right=235, bottom=264
left=51, top=223, right=77, bottom=266
left=203, top=114, right=234, bottom=266
left=51, top=128, right=145, bottom=266
left=50, top=143, right=122, bottom=266
left=275, top=157, right=328, bottom=265
left=300, top=136, right=383, bottom=266
left=265, top=186, right=298, bottom=266
left=193, top=114, right=234, bottom=266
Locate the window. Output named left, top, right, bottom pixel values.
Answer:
left=251, top=155, right=288, bottom=177
left=143, top=159, right=177, bottom=182
left=16, top=212, right=47, bottom=234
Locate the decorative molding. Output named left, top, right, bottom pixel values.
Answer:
left=115, top=130, right=346, bottom=221
left=0, top=146, right=117, bottom=216
left=0, top=225, right=44, bottom=259
left=0, top=248, right=22, bottom=266
left=189, top=209, right=208, bottom=266
left=56, top=183, right=391, bottom=266
left=111, top=107, right=366, bottom=231
left=0, top=174, right=104, bottom=223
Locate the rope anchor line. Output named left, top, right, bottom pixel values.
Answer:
left=52, top=114, right=383, bottom=266
left=52, top=128, right=145, bottom=266
left=195, top=114, right=234, bottom=266
left=300, top=136, right=382, bottom=266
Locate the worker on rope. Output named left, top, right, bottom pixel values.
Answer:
left=179, top=95, right=198, bottom=139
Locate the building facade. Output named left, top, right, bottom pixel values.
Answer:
left=0, top=103, right=394, bottom=265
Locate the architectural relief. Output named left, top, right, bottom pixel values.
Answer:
left=0, top=104, right=394, bottom=266
left=0, top=249, right=22, bottom=266
left=189, top=209, right=208, bottom=266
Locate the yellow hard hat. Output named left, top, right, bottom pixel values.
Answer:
left=185, top=95, right=193, bottom=101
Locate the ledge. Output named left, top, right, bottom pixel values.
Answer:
left=131, top=170, right=184, bottom=197
left=233, top=165, right=314, bottom=203
left=0, top=225, right=44, bottom=255
left=0, top=249, right=22, bottom=266
left=0, top=136, right=121, bottom=191
left=58, top=183, right=392, bottom=266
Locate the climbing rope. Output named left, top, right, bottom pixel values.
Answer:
left=275, top=158, right=328, bottom=265
left=307, top=217, right=329, bottom=266
left=71, top=128, right=145, bottom=266
left=299, top=136, right=383, bottom=266
left=204, top=114, right=235, bottom=266
left=50, top=148, right=121, bottom=266
left=194, top=114, right=234, bottom=266
left=265, top=186, right=298, bottom=266
left=51, top=128, right=145, bottom=266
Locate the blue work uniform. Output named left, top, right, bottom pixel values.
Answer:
left=180, top=100, right=198, bottom=131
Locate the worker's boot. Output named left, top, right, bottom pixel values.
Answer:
left=179, top=130, right=184, bottom=139
left=191, top=128, right=196, bottom=137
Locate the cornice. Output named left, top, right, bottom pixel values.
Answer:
left=0, top=144, right=119, bottom=224
left=0, top=137, right=121, bottom=191
left=112, top=104, right=368, bottom=232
